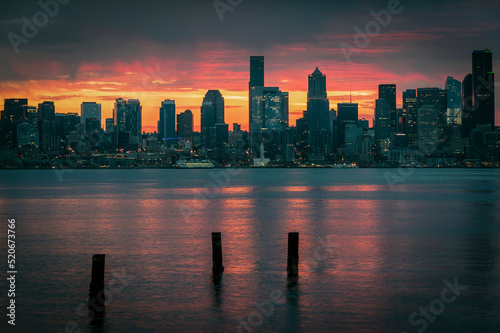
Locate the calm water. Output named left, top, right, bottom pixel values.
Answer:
left=0, top=168, right=499, bottom=332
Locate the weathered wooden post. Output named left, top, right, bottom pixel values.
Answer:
left=287, top=232, right=299, bottom=277
left=89, top=254, right=106, bottom=312
left=212, top=232, right=224, bottom=274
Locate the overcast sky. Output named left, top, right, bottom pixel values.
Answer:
left=1, top=0, right=499, bottom=130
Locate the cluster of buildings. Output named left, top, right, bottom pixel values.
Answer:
left=0, top=50, right=498, bottom=168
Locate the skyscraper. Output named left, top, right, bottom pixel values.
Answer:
left=379, top=84, right=396, bottom=128
left=307, top=68, right=330, bottom=158
left=201, top=101, right=216, bottom=149
left=417, top=87, right=447, bottom=130
left=127, top=99, right=142, bottom=146
left=281, top=92, right=289, bottom=129
left=462, top=73, right=474, bottom=137
left=445, top=76, right=462, bottom=126
left=113, top=98, right=142, bottom=148
left=114, top=98, right=127, bottom=146
left=375, top=99, right=392, bottom=151
left=251, top=86, right=285, bottom=132
left=105, top=118, right=114, bottom=134
left=337, top=103, right=358, bottom=148
left=158, top=100, right=176, bottom=143
left=201, top=90, right=226, bottom=149
left=250, top=56, right=264, bottom=87
left=249, top=56, right=264, bottom=133
left=177, top=109, right=193, bottom=141
left=80, top=102, right=102, bottom=127
left=38, top=101, right=57, bottom=152
left=203, top=90, right=225, bottom=124
left=417, top=106, right=439, bottom=144
left=1, top=98, right=28, bottom=149
left=472, top=50, right=495, bottom=129
left=403, top=89, right=418, bottom=147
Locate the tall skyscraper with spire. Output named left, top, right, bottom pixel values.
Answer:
left=307, top=67, right=330, bottom=160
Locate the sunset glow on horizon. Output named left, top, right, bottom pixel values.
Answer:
left=1, top=0, right=499, bottom=132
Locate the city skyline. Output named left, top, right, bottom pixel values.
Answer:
left=1, top=0, right=499, bottom=132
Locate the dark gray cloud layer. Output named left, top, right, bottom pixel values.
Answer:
left=0, top=0, right=499, bottom=81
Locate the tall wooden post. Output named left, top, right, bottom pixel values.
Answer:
left=89, top=254, right=106, bottom=312
left=212, top=232, right=224, bottom=274
left=287, top=232, right=299, bottom=277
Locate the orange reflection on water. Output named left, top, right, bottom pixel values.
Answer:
left=322, top=184, right=385, bottom=192
left=216, top=197, right=259, bottom=275
left=218, top=186, right=253, bottom=194
left=280, top=186, right=313, bottom=192
left=275, top=184, right=385, bottom=193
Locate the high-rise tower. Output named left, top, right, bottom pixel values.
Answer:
left=249, top=56, right=264, bottom=133
left=158, top=100, right=176, bottom=143
left=472, top=50, right=495, bottom=129
left=379, top=84, right=396, bottom=128
left=307, top=68, right=330, bottom=159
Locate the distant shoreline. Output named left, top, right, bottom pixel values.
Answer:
left=1, top=166, right=499, bottom=170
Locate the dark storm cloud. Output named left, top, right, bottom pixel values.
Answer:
left=0, top=0, right=499, bottom=81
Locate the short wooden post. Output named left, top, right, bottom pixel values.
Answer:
left=212, top=232, right=224, bottom=274
left=287, top=232, right=299, bottom=277
left=89, top=254, right=106, bottom=312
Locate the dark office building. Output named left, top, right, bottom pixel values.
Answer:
left=233, top=123, right=241, bottom=133
left=114, top=98, right=142, bottom=149
left=1, top=98, right=28, bottom=149
left=379, top=84, right=396, bottom=128
left=472, top=50, right=495, bottom=130
left=375, top=99, right=392, bottom=149
left=403, top=89, right=418, bottom=147
left=249, top=56, right=264, bottom=133
left=38, top=101, right=57, bottom=152
left=177, top=109, right=193, bottom=141
left=204, top=90, right=225, bottom=124
left=158, top=100, right=176, bottom=143
left=337, top=103, right=358, bottom=148
left=462, top=73, right=474, bottom=137
left=307, top=67, right=330, bottom=159
left=201, top=90, right=225, bottom=149
left=215, top=123, right=229, bottom=148
left=55, top=112, right=80, bottom=141
left=417, top=87, right=447, bottom=130
left=84, top=118, right=101, bottom=136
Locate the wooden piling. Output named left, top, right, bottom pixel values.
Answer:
left=89, top=254, right=106, bottom=311
left=212, top=232, right=224, bottom=274
left=287, top=232, right=299, bottom=277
